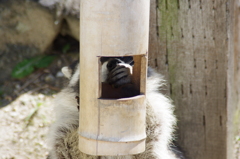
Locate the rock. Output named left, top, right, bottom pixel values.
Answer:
left=64, top=15, right=80, bottom=40
left=0, top=0, right=81, bottom=82
left=0, top=0, right=61, bottom=81
left=39, top=0, right=80, bottom=40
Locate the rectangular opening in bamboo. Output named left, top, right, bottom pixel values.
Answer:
left=99, top=55, right=147, bottom=99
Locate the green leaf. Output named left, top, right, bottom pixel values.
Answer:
left=24, top=103, right=42, bottom=127
left=11, top=55, right=56, bottom=79
left=0, top=90, right=3, bottom=96
left=236, top=136, right=240, bottom=141
left=11, top=59, right=35, bottom=78
left=34, top=55, right=55, bottom=68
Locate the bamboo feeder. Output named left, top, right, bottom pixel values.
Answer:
left=79, top=0, right=150, bottom=156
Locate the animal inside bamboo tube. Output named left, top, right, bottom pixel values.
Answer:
left=79, top=0, right=150, bottom=156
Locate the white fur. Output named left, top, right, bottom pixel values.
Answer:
left=69, top=64, right=80, bottom=87
left=61, top=66, right=72, bottom=79
left=101, top=62, right=108, bottom=82
left=48, top=65, right=181, bottom=159
left=118, top=63, right=133, bottom=74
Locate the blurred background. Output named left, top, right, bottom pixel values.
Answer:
left=0, top=0, right=80, bottom=158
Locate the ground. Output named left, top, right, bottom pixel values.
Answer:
left=0, top=51, right=78, bottom=159
left=0, top=34, right=79, bottom=159
left=0, top=93, right=54, bottom=159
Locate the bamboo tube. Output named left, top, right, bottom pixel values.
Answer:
left=79, top=0, right=150, bottom=156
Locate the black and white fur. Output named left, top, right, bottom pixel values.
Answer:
left=48, top=57, right=185, bottom=159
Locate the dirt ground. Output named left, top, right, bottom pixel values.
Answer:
left=0, top=50, right=79, bottom=159
left=0, top=93, right=54, bottom=158
left=0, top=34, right=79, bottom=159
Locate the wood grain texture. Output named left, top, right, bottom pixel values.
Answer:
left=149, top=0, right=240, bottom=159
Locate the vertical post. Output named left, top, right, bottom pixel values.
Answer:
left=149, top=0, right=240, bottom=159
left=79, top=0, right=150, bottom=156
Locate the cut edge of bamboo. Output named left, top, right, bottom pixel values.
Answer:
left=79, top=135, right=146, bottom=156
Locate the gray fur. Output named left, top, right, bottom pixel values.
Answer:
left=48, top=62, right=184, bottom=159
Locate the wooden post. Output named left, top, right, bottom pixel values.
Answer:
left=79, top=0, right=150, bottom=156
left=149, top=0, right=240, bottom=159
